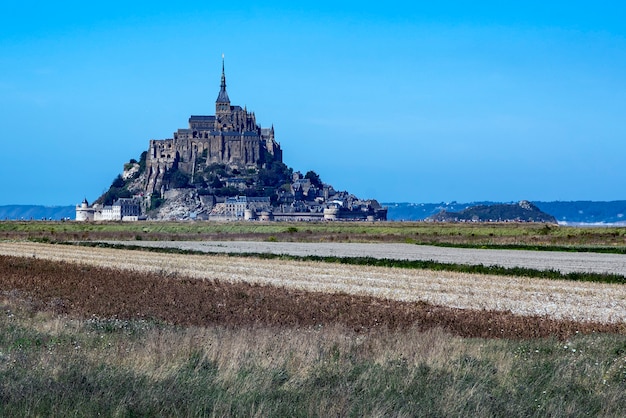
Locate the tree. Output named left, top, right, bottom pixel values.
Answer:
left=99, top=187, right=131, bottom=206
left=259, top=161, right=293, bottom=188
left=215, top=186, right=239, bottom=197
left=138, top=151, right=148, bottom=174
left=111, top=175, right=125, bottom=189
left=209, top=176, right=223, bottom=189
left=168, top=170, right=190, bottom=188
left=305, top=170, right=323, bottom=188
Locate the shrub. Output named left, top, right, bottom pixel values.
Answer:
left=167, top=170, right=190, bottom=189
left=111, top=175, right=125, bottom=189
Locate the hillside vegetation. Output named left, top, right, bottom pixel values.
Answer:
left=386, top=200, right=626, bottom=223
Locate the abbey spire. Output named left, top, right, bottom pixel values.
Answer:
left=216, top=55, right=230, bottom=107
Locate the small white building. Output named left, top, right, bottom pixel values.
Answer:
left=77, top=197, right=142, bottom=221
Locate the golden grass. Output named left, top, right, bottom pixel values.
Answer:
left=1, top=241, right=625, bottom=324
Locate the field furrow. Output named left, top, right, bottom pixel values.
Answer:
left=1, top=241, right=625, bottom=324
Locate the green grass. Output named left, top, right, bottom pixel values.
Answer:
left=1, top=219, right=625, bottom=239
left=1, top=297, right=625, bottom=417
left=3, top=219, right=626, bottom=254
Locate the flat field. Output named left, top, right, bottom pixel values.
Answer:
left=102, top=240, right=626, bottom=275
left=1, top=241, right=625, bottom=325
left=1, top=222, right=626, bottom=416
left=3, top=220, right=626, bottom=249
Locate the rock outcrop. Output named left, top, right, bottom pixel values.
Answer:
left=428, top=200, right=557, bottom=223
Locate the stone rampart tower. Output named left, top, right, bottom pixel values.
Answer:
left=145, top=58, right=282, bottom=194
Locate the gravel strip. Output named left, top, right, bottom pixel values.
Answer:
left=102, top=240, right=626, bottom=275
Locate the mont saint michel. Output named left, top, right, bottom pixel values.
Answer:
left=77, top=59, right=386, bottom=221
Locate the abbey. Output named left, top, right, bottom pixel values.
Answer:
left=145, top=59, right=282, bottom=194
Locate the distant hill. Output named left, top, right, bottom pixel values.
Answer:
left=384, top=202, right=480, bottom=221
left=385, top=201, right=626, bottom=224
left=0, top=205, right=75, bottom=220
left=2, top=200, right=626, bottom=224
left=428, top=201, right=557, bottom=223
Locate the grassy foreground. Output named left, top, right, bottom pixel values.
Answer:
left=2, top=295, right=625, bottom=417
left=1, top=254, right=625, bottom=416
left=1, top=220, right=626, bottom=416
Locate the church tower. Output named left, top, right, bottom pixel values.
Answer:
left=215, top=55, right=232, bottom=131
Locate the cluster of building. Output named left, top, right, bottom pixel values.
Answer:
left=205, top=193, right=386, bottom=222
left=75, top=198, right=143, bottom=222
left=76, top=192, right=386, bottom=222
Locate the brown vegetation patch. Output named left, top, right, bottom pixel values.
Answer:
left=1, top=254, right=622, bottom=339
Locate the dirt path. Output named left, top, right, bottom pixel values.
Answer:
left=104, top=240, right=626, bottom=275
left=1, top=241, right=625, bottom=324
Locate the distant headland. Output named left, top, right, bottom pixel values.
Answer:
left=427, top=201, right=557, bottom=223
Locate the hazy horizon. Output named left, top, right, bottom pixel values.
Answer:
left=2, top=2, right=625, bottom=205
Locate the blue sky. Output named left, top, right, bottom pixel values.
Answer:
left=1, top=1, right=625, bottom=205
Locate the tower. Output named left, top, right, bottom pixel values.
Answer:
left=215, top=55, right=232, bottom=130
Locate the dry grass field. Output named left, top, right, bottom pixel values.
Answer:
left=103, top=239, right=626, bottom=275
left=1, top=241, right=625, bottom=325
left=1, top=249, right=622, bottom=339
left=1, top=235, right=625, bottom=416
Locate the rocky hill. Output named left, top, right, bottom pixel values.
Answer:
left=533, top=201, right=626, bottom=225
left=428, top=201, right=557, bottom=223
left=86, top=61, right=386, bottom=221
left=94, top=148, right=386, bottom=221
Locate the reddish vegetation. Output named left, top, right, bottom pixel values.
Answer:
left=1, top=254, right=623, bottom=339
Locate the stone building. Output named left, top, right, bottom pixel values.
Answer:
left=145, top=58, right=282, bottom=195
